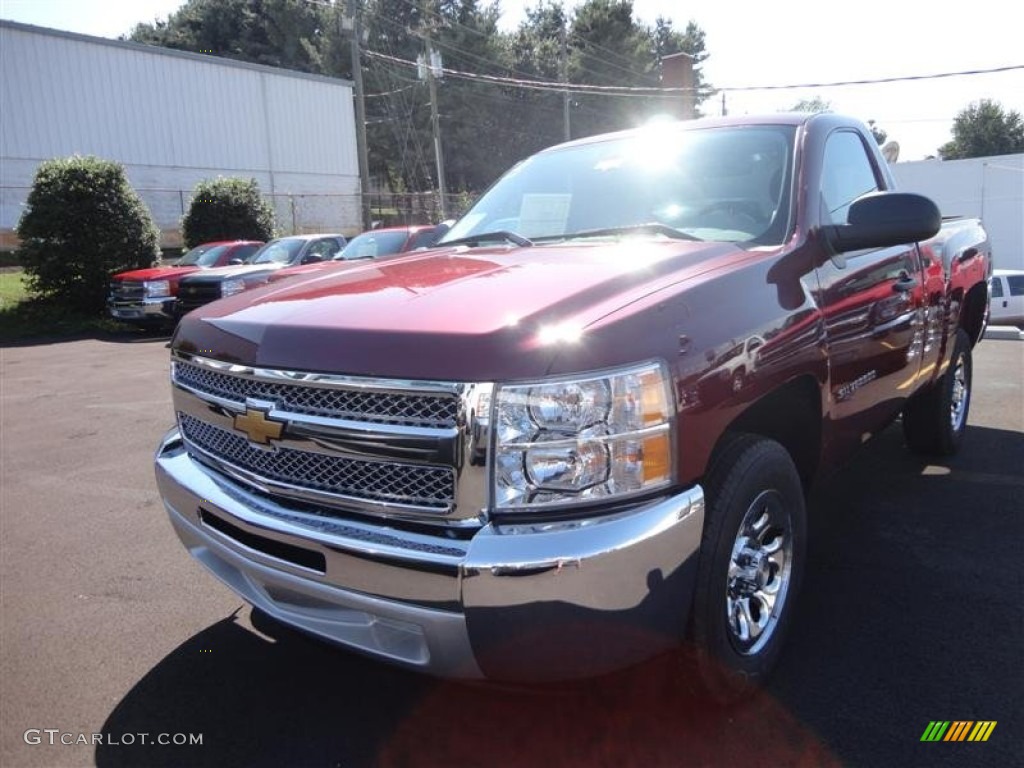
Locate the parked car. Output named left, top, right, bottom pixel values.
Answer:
left=156, top=114, right=990, bottom=697
left=174, top=234, right=345, bottom=315
left=989, top=269, right=1024, bottom=326
left=107, top=240, right=263, bottom=325
left=268, top=225, right=447, bottom=283
left=346, top=224, right=446, bottom=255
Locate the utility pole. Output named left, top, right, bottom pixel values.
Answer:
left=423, top=41, right=447, bottom=219
left=344, top=0, right=371, bottom=230
left=561, top=17, right=570, bottom=142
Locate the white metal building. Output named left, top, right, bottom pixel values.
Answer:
left=892, top=153, right=1024, bottom=271
left=0, top=20, right=360, bottom=249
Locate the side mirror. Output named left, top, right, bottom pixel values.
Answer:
left=301, top=254, right=324, bottom=264
left=824, top=192, right=941, bottom=254
left=229, top=258, right=244, bottom=265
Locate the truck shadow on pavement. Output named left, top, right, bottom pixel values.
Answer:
left=97, top=424, right=1021, bottom=768
left=95, top=609, right=838, bottom=768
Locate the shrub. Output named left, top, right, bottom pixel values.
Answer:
left=16, top=155, right=160, bottom=313
left=181, top=177, right=275, bottom=248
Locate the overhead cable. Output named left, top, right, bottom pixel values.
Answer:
left=364, top=50, right=1024, bottom=95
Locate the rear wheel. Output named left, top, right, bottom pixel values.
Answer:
left=688, top=434, right=806, bottom=702
left=903, top=328, right=973, bottom=456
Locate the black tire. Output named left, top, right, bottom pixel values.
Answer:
left=688, top=434, right=806, bottom=703
left=902, top=328, right=973, bottom=456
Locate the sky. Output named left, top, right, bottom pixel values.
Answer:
left=2, top=0, right=1023, bottom=161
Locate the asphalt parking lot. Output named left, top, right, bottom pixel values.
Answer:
left=1, top=333, right=1021, bottom=768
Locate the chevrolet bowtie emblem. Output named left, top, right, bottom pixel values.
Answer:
left=233, top=407, right=285, bottom=445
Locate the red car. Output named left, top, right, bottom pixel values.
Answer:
left=268, top=225, right=446, bottom=283
left=108, top=240, right=263, bottom=325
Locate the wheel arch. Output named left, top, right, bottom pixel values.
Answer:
left=959, top=280, right=988, bottom=347
left=712, top=375, right=823, bottom=489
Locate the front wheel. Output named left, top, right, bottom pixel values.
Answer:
left=902, top=328, right=973, bottom=456
left=688, top=434, right=806, bottom=702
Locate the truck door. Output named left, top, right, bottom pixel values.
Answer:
left=813, top=130, right=925, bottom=453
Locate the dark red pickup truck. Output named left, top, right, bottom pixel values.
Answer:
left=155, top=114, right=990, bottom=697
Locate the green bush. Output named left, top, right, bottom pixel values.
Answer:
left=16, top=156, right=160, bottom=313
left=181, top=177, right=275, bottom=248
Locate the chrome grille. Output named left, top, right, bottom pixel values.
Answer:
left=176, top=282, right=221, bottom=310
left=179, top=413, right=455, bottom=511
left=174, top=360, right=459, bottom=428
left=110, top=281, right=144, bottom=300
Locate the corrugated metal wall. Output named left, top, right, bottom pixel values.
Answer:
left=893, top=153, right=1024, bottom=271
left=0, top=21, right=360, bottom=247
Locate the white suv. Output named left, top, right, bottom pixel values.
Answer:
left=989, top=269, right=1024, bottom=327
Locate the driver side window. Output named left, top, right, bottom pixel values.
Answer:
left=821, top=131, right=881, bottom=225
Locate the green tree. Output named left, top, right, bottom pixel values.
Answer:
left=867, top=119, right=888, bottom=146
left=504, top=3, right=576, bottom=157
left=125, top=0, right=714, bottom=196
left=568, top=0, right=660, bottom=137
left=435, top=0, right=523, bottom=190
left=128, top=0, right=328, bottom=73
left=789, top=96, right=831, bottom=113
left=938, top=99, right=1024, bottom=159
left=181, top=178, right=276, bottom=248
left=16, top=156, right=160, bottom=313
left=360, top=0, right=434, bottom=192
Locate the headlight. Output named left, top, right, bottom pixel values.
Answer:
left=476, top=389, right=492, bottom=424
left=221, top=278, right=246, bottom=297
left=492, top=361, right=674, bottom=512
left=143, top=280, right=170, bottom=298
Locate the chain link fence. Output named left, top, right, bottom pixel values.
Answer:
left=1, top=187, right=474, bottom=252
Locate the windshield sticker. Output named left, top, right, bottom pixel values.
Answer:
left=519, top=194, right=571, bottom=237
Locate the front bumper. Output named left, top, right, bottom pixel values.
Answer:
left=108, top=296, right=175, bottom=322
left=155, top=428, right=705, bottom=680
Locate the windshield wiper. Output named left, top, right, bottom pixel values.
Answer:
left=439, top=230, right=534, bottom=248
left=557, top=223, right=702, bottom=242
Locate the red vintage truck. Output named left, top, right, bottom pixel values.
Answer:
left=155, top=114, right=990, bottom=698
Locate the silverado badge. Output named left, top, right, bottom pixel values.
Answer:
left=233, top=407, right=285, bottom=445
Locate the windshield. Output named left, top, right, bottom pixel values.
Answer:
left=178, top=244, right=229, bottom=266
left=337, top=231, right=409, bottom=260
left=252, top=238, right=306, bottom=265
left=442, top=123, right=796, bottom=246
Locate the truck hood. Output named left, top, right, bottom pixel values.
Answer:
left=180, top=263, right=286, bottom=282
left=269, top=259, right=352, bottom=282
left=112, top=266, right=199, bottom=282
left=174, top=240, right=748, bottom=381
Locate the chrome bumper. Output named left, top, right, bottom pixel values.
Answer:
left=108, top=296, right=174, bottom=322
left=155, top=427, right=706, bottom=680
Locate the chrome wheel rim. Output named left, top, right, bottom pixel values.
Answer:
left=950, top=353, right=968, bottom=433
left=726, top=490, right=793, bottom=656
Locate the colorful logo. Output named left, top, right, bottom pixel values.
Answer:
left=921, top=721, right=997, bottom=742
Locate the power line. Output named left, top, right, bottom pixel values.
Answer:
left=363, top=51, right=1024, bottom=96
left=364, top=8, right=576, bottom=86
left=366, top=0, right=661, bottom=95
left=365, top=83, right=419, bottom=98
